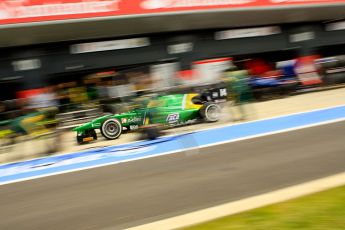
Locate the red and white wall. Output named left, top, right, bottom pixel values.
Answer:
left=1, top=0, right=345, bottom=25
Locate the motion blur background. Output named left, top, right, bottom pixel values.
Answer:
left=1, top=0, right=345, bottom=158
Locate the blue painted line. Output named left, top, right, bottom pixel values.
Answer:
left=1, top=105, right=345, bottom=185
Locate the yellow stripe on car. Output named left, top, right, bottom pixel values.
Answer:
left=184, top=94, right=203, bottom=110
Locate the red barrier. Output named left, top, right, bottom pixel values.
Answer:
left=0, top=0, right=345, bottom=25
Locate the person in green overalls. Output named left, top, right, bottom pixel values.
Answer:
left=223, top=68, right=255, bottom=121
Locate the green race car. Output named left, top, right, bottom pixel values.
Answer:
left=73, top=93, right=222, bottom=144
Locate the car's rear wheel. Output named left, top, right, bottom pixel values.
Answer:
left=141, top=125, right=161, bottom=140
left=100, top=119, right=122, bottom=140
left=200, top=102, right=222, bottom=122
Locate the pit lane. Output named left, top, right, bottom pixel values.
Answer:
left=0, top=121, right=344, bottom=230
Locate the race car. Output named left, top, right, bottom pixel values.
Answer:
left=73, top=93, right=222, bottom=144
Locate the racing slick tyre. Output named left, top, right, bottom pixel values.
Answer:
left=100, top=119, right=122, bottom=140
left=76, top=135, right=84, bottom=145
left=76, top=129, right=97, bottom=144
left=141, top=125, right=161, bottom=140
left=90, top=129, right=97, bottom=140
left=200, top=102, right=222, bottom=122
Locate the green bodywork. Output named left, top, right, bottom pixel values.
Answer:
left=73, top=94, right=203, bottom=135
left=0, top=109, right=57, bottom=138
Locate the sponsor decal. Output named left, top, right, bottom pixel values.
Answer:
left=169, top=118, right=198, bottom=127
left=128, top=117, right=142, bottom=123
left=167, top=113, right=180, bottom=123
left=122, top=117, right=142, bottom=124
left=0, top=0, right=344, bottom=25
left=71, top=38, right=150, bottom=54
left=130, top=125, right=139, bottom=130
left=220, top=88, right=228, bottom=97
left=0, top=0, right=120, bottom=20
left=212, top=91, right=219, bottom=98
left=215, top=26, right=281, bottom=40
left=140, top=0, right=345, bottom=10
left=141, top=0, right=256, bottom=9
left=290, top=31, right=315, bottom=43
left=83, top=137, right=94, bottom=142
left=326, top=21, right=345, bottom=31
left=12, top=59, right=41, bottom=71
left=91, top=123, right=101, bottom=128
left=167, top=42, right=194, bottom=54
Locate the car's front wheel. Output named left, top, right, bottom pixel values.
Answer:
left=76, top=129, right=97, bottom=144
left=100, top=119, right=122, bottom=140
left=200, top=102, right=222, bottom=122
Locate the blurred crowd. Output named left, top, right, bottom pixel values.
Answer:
left=1, top=54, right=345, bottom=153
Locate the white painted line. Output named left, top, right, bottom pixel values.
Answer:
left=1, top=116, right=344, bottom=187
left=125, top=172, right=345, bottom=230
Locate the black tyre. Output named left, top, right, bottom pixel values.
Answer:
left=76, top=129, right=97, bottom=145
left=76, top=135, right=84, bottom=145
left=200, top=102, right=221, bottom=122
left=90, top=129, right=97, bottom=140
left=100, top=119, right=122, bottom=140
left=141, top=125, right=161, bottom=140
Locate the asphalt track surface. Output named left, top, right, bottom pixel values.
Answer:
left=0, top=121, right=344, bottom=230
